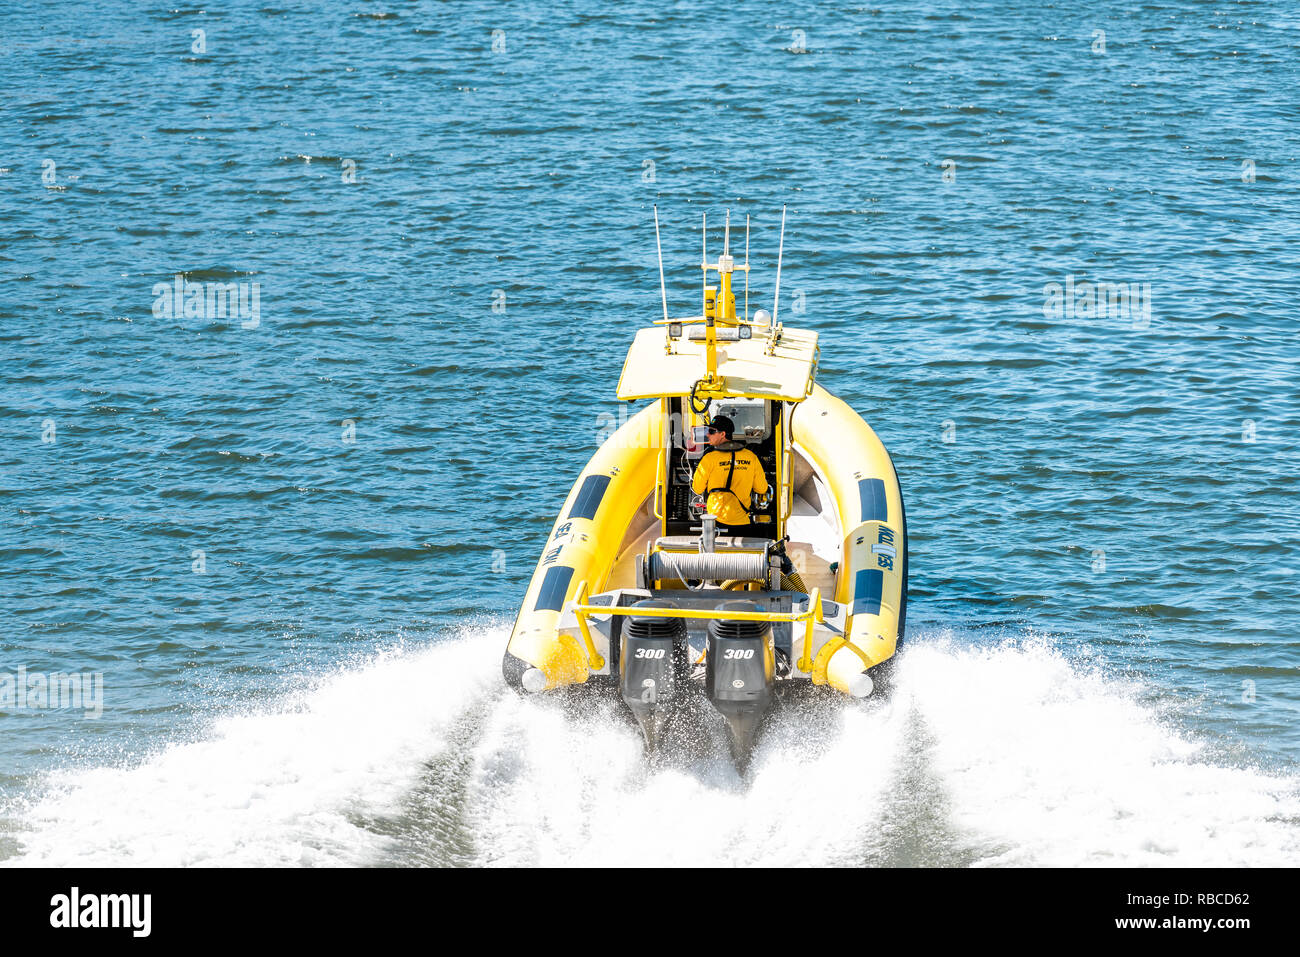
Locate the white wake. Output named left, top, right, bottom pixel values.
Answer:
left=4, top=626, right=1296, bottom=867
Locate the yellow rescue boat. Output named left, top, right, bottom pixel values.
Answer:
left=503, top=208, right=907, bottom=763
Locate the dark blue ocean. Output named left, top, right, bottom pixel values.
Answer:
left=1, top=0, right=1296, bottom=865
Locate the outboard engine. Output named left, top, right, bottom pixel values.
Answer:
left=705, top=600, right=775, bottom=767
left=619, top=598, right=689, bottom=752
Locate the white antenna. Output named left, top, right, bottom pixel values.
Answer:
left=771, top=204, right=787, bottom=328
left=654, top=205, right=668, bottom=324
left=744, top=214, right=750, bottom=321
left=723, top=208, right=731, bottom=257
left=701, top=212, right=707, bottom=319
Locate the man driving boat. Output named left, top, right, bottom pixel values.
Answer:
left=691, top=415, right=769, bottom=527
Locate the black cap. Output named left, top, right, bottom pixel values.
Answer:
left=709, top=415, right=735, bottom=438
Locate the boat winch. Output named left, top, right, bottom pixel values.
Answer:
left=643, top=549, right=774, bottom=588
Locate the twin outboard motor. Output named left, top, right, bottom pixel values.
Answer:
left=705, top=600, right=775, bottom=766
left=619, top=599, right=689, bottom=752
left=621, top=597, right=776, bottom=765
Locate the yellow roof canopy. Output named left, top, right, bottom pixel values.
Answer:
left=616, top=323, right=819, bottom=402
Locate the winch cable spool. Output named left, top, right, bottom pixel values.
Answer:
left=655, top=549, right=709, bottom=592
left=648, top=549, right=769, bottom=587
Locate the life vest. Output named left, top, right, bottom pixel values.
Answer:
left=691, top=445, right=769, bottom=526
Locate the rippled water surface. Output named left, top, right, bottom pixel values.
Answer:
left=1, top=0, right=1297, bottom=865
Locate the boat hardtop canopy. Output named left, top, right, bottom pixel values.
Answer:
left=616, top=321, right=818, bottom=402
left=617, top=205, right=818, bottom=404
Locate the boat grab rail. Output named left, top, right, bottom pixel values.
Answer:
left=567, top=581, right=874, bottom=685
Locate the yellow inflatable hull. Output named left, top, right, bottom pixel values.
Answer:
left=503, top=384, right=907, bottom=696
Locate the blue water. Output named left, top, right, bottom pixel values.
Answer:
left=1, top=0, right=1297, bottom=865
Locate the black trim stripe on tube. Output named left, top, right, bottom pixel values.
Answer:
left=851, top=568, right=884, bottom=616
left=567, top=475, right=611, bottom=521
left=533, top=565, right=575, bottom=612
left=857, top=478, right=888, bottom=523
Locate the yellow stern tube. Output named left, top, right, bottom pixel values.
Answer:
left=503, top=400, right=662, bottom=690
left=791, top=384, right=907, bottom=694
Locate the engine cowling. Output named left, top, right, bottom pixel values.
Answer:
left=619, top=598, right=689, bottom=751
left=705, top=600, right=775, bottom=765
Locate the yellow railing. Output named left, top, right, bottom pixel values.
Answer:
left=567, top=580, right=864, bottom=685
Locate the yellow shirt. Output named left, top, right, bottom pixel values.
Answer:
left=691, top=446, right=769, bottom=526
